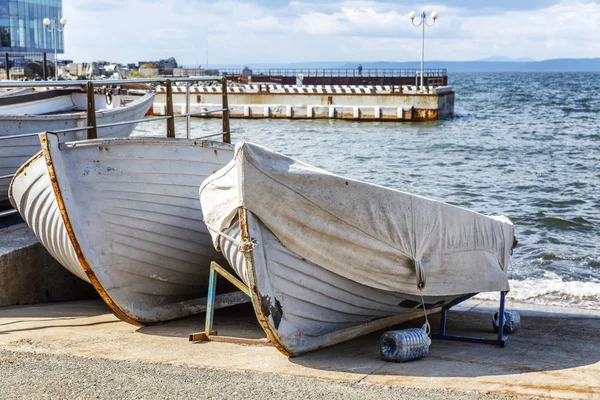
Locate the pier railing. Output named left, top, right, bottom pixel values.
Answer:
left=219, top=68, right=447, bottom=78
left=0, top=76, right=232, bottom=218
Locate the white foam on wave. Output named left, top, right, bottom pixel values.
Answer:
left=474, top=275, right=600, bottom=310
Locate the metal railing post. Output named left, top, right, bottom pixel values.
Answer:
left=221, top=76, right=230, bottom=144
left=165, top=79, right=175, bottom=138
left=43, top=53, right=48, bottom=80
left=86, top=81, right=97, bottom=139
left=4, top=53, right=9, bottom=80
left=185, top=82, right=190, bottom=139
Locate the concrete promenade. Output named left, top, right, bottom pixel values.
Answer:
left=0, top=298, right=598, bottom=399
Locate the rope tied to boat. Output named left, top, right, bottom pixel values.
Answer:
left=205, top=222, right=256, bottom=253
left=419, top=289, right=431, bottom=336
left=415, top=259, right=426, bottom=290
left=238, top=240, right=256, bottom=253
left=414, top=258, right=430, bottom=336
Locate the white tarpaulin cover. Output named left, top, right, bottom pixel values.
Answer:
left=200, top=142, right=515, bottom=297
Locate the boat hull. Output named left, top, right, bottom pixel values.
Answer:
left=0, top=92, right=155, bottom=202
left=219, top=209, right=459, bottom=356
left=9, top=152, right=89, bottom=282
left=34, top=134, right=236, bottom=324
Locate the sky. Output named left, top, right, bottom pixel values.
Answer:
left=62, top=0, right=600, bottom=66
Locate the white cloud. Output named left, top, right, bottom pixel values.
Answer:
left=62, top=0, right=600, bottom=64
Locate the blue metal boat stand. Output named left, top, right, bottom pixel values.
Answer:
left=432, top=291, right=509, bottom=347
left=189, top=261, right=272, bottom=347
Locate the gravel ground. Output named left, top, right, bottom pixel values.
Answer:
left=0, top=350, right=532, bottom=400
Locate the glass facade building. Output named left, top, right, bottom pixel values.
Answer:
left=0, top=0, right=63, bottom=54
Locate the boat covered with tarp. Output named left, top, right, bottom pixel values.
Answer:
left=200, top=142, right=516, bottom=356
left=10, top=133, right=246, bottom=325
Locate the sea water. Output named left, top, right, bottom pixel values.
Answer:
left=133, top=71, right=600, bottom=310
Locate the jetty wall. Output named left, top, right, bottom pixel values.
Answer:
left=0, top=224, right=96, bottom=306
left=151, top=85, right=454, bottom=121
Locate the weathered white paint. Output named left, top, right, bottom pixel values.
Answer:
left=9, top=153, right=89, bottom=282
left=0, top=91, right=155, bottom=202
left=39, top=135, right=236, bottom=324
left=219, top=212, right=459, bottom=356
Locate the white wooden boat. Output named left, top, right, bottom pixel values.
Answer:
left=10, top=152, right=88, bottom=282
left=200, top=142, right=516, bottom=356
left=10, top=133, right=240, bottom=325
left=0, top=89, right=155, bottom=203
left=0, top=88, right=33, bottom=97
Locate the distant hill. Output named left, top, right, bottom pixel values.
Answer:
left=477, top=56, right=535, bottom=62
left=339, top=59, right=600, bottom=72
left=209, top=58, right=600, bottom=72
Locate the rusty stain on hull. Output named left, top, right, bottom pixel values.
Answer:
left=239, top=207, right=291, bottom=357
left=40, top=132, right=143, bottom=327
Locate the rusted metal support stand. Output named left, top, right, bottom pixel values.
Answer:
left=86, top=81, right=97, bottom=139
left=221, top=77, right=231, bottom=143
left=189, top=261, right=271, bottom=346
left=165, top=79, right=175, bottom=138
left=432, top=291, right=509, bottom=347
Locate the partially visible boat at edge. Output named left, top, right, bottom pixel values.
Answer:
left=10, top=133, right=244, bottom=325
left=200, top=142, right=516, bottom=356
left=1, top=88, right=155, bottom=203
left=0, top=88, right=33, bottom=97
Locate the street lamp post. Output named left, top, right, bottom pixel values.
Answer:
left=43, top=17, right=67, bottom=81
left=409, top=11, right=438, bottom=92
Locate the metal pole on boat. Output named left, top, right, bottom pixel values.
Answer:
left=185, top=82, right=190, bottom=139
left=86, top=81, right=97, bottom=139
left=221, top=76, right=230, bottom=144
left=165, top=79, right=176, bottom=138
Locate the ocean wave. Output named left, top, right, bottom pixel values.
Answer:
left=474, top=277, right=600, bottom=310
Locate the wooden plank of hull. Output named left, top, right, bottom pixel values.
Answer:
left=9, top=152, right=89, bottom=282
left=0, top=92, right=155, bottom=202
left=42, top=134, right=235, bottom=325
left=219, top=209, right=461, bottom=356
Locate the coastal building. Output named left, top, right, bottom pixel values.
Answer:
left=0, top=0, right=64, bottom=79
left=137, top=57, right=178, bottom=75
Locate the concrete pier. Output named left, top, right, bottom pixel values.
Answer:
left=151, top=85, right=455, bottom=121
left=0, top=298, right=597, bottom=399
left=0, top=223, right=97, bottom=306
